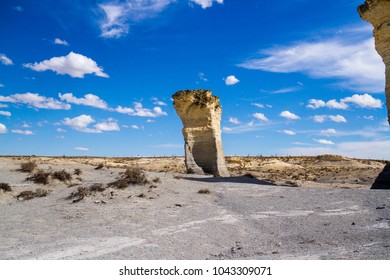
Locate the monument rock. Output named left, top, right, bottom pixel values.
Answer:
left=358, top=0, right=390, bottom=124
left=172, top=89, right=230, bottom=177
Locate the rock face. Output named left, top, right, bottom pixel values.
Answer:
left=371, top=163, right=390, bottom=189
left=172, top=89, right=230, bottom=177
left=358, top=0, right=390, bottom=125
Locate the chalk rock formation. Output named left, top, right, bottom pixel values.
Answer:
left=172, top=89, right=230, bottom=177
left=358, top=0, right=390, bottom=124
left=371, top=163, right=390, bottom=189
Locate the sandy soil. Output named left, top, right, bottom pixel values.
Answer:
left=0, top=155, right=389, bottom=260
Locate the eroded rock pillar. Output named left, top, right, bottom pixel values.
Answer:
left=358, top=0, right=390, bottom=124
left=172, top=89, right=230, bottom=177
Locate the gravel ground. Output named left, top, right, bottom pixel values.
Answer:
left=0, top=157, right=389, bottom=260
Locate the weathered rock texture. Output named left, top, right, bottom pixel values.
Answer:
left=172, top=90, right=230, bottom=177
left=358, top=0, right=390, bottom=125
left=371, top=163, right=390, bottom=189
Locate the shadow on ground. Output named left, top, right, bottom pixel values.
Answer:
left=183, top=174, right=281, bottom=186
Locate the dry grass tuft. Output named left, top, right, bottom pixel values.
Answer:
left=198, top=188, right=211, bottom=195
left=26, top=170, right=51, bottom=185
left=88, top=183, right=106, bottom=192
left=95, top=163, right=104, bottom=170
left=152, top=177, right=161, bottom=184
left=107, top=179, right=129, bottom=190
left=16, top=189, right=50, bottom=200
left=67, top=186, right=91, bottom=201
left=74, top=168, right=82, bottom=176
left=124, top=168, right=149, bottom=185
left=20, top=161, right=37, bottom=173
left=0, top=182, right=12, bottom=192
left=52, top=170, right=72, bottom=182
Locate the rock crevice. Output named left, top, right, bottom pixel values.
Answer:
left=172, top=89, right=230, bottom=177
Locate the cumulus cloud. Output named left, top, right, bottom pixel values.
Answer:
left=314, top=115, right=347, bottom=123
left=228, top=117, right=241, bottom=125
left=54, top=38, right=69, bottom=46
left=63, top=115, right=120, bottom=133
left=0, top=111, right=11, bottom=117
left=0, top=53, right=13, bottom=65
left=307, top=94, right=381, bottom=110
left=341, top=93, right=382, bottom=109
left=115, top=102, right=167, bottom=117
left=12, top=129, right=34, bottom=135
left=0, top=123, right=7, bottom=133
left=238, top=29, right=385, bottom=92
left=190, top=0, right=224, bottom=9
left=131, top=125, right=140, bottom=129
left=252, top=113, right=269, bottom=122
left=59, top=93, right=108, bottom=109
left=280, top=111, right=300, bottom=120
left=74, top=147, right=89, bottom=151
left=314, top=139, right=335, bottom=145
left=320, top=128, right=337, bottom=136
left=152, top=98, right=167, bottom=106
left=224, top=75, right=240, bottom=85
left=280, top=130, right=296, bottom=135
left=0, top=93, right=71, bottom=110
left=98, top=0, right=173, bottom=38
left=23, top=52, right=109, bottom=78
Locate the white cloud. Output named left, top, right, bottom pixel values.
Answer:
left=329, top=115, right=347, bottom=123
left=0, top=123, right=7, bottom=133
left=56, top=135, right=65, bottom=139
left=62, top=115, right=120, bottom=133
left=152, top=97, right=167, bottom=106
left=0, top=84, right=4, bottom=88
left=252, top=113, right=269, bottom=122
left=252, top=103, right=264, bottom=108
left=308, top=93, right=382, bottom=110
left=0, top=53, right=13, bottom=65
left=22, top=123, right=30, bottom=128
left=280, top=130, right=296, bottom=135
left=313, top=114, right=347, bottom=123
left=198, top=72, right=208, bottom=82
left=341, top=93, right=382, bottom=109
left=63, top=115, right=95, bottom=132
left=228, top=117, right=240, bottom=125
left=0, top=93, right=71, bottom=110
left=56, top=128, right=67, bottom=133
left=74, top=147, right=89, bottom=151
left=146, top=119, right=155, bottom=123
left=314, top=139, right=335, bottom=145
left=270, top=87, right=300, bottom=94
left=320, top=128, right=337, bottom=136
left=280, top=110, right=300, bottom=120
left=12, top=129, right=34, bottom=135
left=54, top=38, right=69, bottom=46
left=190, top=0, right=224, bottom=9
left=13, top=6, right=23, bottom=12
left=23, top=52, right=109, bottom=78
left=0, top=111, right=11, bottom=117
left=115, top=102, right=167, bottom=117
left=99, top=0, right=173, bottom=38
left=239, top=33, right=385, bottom=92
left=131, top=125, right=140, bottom=129
left=94, top=119, right=120, bottom=132
left=224, top=75, right=240, bottom=85
left=59, top=93, right=108, bottom=109
left=363, top=115, right=375, bottom=120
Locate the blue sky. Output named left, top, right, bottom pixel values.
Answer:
left=0, top=0, right=389, bottom=159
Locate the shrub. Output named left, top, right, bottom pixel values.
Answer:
left=88, top=183, right=106, bottom=192
left=74, top=168, right=82, bottom=176
left=52, top=170, right=72, bottom=182
left=20, top=161, right=37, bottom=173
left=27, top=170, right=51, bottom=185
left=95, top=163, right=104, bottom=170
left=124, top=168, right=149, bottom=185
left=17, top=189, right=50, bottom=200
left=67, top=186, right=91, bottom=200
left=0, top=183, right=12, bottom=192
left=198, top=188, right=211, bottom=195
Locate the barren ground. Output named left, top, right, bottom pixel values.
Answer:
left=0, top=155, right=389, bottom=259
